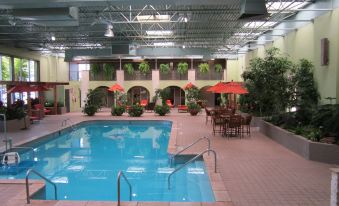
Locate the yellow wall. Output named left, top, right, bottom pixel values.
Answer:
left=239, top=8, right=339, bottom=104
left=226, top=60, right=242, bottom=81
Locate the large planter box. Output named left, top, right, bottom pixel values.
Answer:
left=0, top=116, right=31, bottom=132
left=257, top=118, right=339, bottom=164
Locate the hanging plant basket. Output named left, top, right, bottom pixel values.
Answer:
left=198, top=63, right=209, bottom=73
left=159, top=63, right=170, bottom=74
left=177, top=62, right=188, bottom=75
left=103, top=63, right=114, bottom=80
left=90, top=63, right=101, bottom=77
left=123, top=63, right=134, bottom=75
left=215, top=64, right=223, bottom=73
left=139, top=62, right=150, bottom=74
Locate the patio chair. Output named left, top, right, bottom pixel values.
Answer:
left=205, top=107, right=213, bottom=124
left=177, top=105, right=188, bottom=113
left=225, top=115, right=242, bottom=138
left=212, top=114, right=226, bottom=135
left=145, top=102, right=155, bottom=112
left=34, top=104, right=51, bottom=115
left=140, top=99, right=148, bottom=107
left=166, top=100, right=174, bottom=108
left=241, top=115, right=252, bottom=136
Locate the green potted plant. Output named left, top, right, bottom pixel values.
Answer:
left=139, top=62, right=150, bottom=74
left=215, top=64, right=223, bottom=73
left=83, top=104, right=97, bottom=116
left=123, top=63, right=134, bottom=75
left=177, top=62, right=188, bottom=75
left=128, top=104, right=144, bottom=117
left=103, top=63, right=114, bottom=80
left=111, top=105, right=125, bottom=116
left=198, top=63, right=209, bottom=73
left=90, top=63, right=100, bottom=78
left=187, top=102, right=201, bottom=116
left=159, top=63, right=170, bottom=74
left=154, top=104, right=170, bottom=116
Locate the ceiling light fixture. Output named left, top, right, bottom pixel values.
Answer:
left=154, top=42, right=174, bottom=47
left=182, top=45, right=186, bottom=49
left=146, top=30, right=173, bottom=36
left=51, top=35, right=56, bottom=41
left=104, top=24, right=114, bottom=37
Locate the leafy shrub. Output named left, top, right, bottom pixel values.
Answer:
left=198, top=63, right=209, bottom=73
left=177, top=62, right=188, bottom=75
left=83, top=104, right=97, bottom=116
left=215, top=64, right=223, bottom=73
left=90, top=64, right=100, bottom=77
left=128, top=104, right=144, bottom=117
left=103, top=63, right=114, bottom=80
left=139, top=62, right=150, bottom=74
left=187, top=102, right=201, bottom=116
left=123, top=63, right=134, bottom=75
left=111, top=105, right=125, bottom=116
left=154, top=105, right=170, bottom=116
left=159, top=63, right=170, bottom=74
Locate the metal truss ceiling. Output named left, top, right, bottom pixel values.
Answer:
left=0, top=0, right=313, bottom=58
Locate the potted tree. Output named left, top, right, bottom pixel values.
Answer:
left=187, top=102, right=201, bottom=116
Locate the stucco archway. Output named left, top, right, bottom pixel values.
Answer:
left=127, top=86, right=150, bottom=105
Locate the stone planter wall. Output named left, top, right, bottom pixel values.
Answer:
left=255, top=118, right=339, bottom=164
left=0, top=116, right=31, bottom=132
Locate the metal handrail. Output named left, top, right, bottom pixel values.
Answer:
left=117, top=170, right=132, bottom=206
left=8, top=146, right=35, bottom=160
left=26, top=169, right=57, bottom=204
left=168, top=149, right=217, bottom=190
left=0, top=114, right=9, bottom=151
left=169, top=136, right=210, bottom=166
left=61, top=118, right=75, bottom=130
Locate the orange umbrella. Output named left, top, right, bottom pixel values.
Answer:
left=108, top=83, right=124, bottom=92
left=213, top=82, right=248, bottom=94
left=206, top=82, right=226, bottom=92
left=183, top=82, right=197, bottom=90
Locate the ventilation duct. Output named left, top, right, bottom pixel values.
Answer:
left=239, top=0, right=267, bottom=19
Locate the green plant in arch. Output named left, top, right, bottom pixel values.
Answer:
left=123, top=63, right=134, bottom=75
left=177, top=62, right=188, bottom=75
left=215, top=64, right=223, bottom=73
left=139, top=62, right=150, bottom=74
left=159, top=63, right=170, bottom=74
left=198, top=63, right=209, bottom=73
left=103, top=63, right=114, bottom=80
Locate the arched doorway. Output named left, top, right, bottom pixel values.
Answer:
left=163, top=86, right=185, bottom=106
left=127, top=86, right=150, bottom=105
left=94, top=86, right=114, bottom=107
left=200, top=86, right=219, bottom=107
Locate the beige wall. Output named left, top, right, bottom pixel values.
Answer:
left=236, top=8, right=339, bottom=104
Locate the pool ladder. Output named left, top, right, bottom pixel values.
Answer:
left=117, top=170, right=132, bottom=206
left=25, top=169, right=57, bottom=204
left=169, top=136, right=210, bottom=166
left=61, top=118, right=75, bottom=131
left=168, top=149, right=217, bottom=190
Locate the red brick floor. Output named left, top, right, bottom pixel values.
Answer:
left=0, top=109, right=333, bottom=205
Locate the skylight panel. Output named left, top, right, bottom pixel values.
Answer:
left=137, top=15, right=170, bottom=22
left=266, top=2, right=310, bottom=12
left=146, top=30, right=173, bottom=36
left=243, top=21, right=277, bottom=29
left=153, top=42, right=174, bottom=47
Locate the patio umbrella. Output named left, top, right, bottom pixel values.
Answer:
left=212, top=81, right=248, bottom=109
left=183, top=82, right=197, bottom=90
left=108, top=83, right=124, bottom=92
left=206, top=82, right=226, bottom=92
left=107, top=83, right=124, bottom=107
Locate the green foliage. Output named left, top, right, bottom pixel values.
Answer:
left=123, top=63, right=134, bottom=75
left=177, top=62, right=188, bottom=75
left=90, top=64, right=101, bottom=77
left=111, top=105, right=125, bottom=116
left=1, top=56, right=11, bottom=80
left=155, top=88, right=171, bottom=105
left=198, top=63, right=209, bottom=73
left=116, top=93, right=127, bottom=106
left=128, top=104, right=144, bottom=117
left=154, top=105, right=170, bottom=116
left=103, top=63, right=114, bottom=80
left=186, top=87, right=201, bottom=103
left=215, top=64, right=223, bottom=73
left=83, top=104, right=97, bottom=116
left=187, top=102, right=201, bottom=115
left=139, top=62, right=150, bottom=74
left=0, top=99, right=27, bottom=120
left=159, top=63, right=170, bottom=74
left=290, top=59, right=319, bottom=124
left=14, top=58, right=28, bottom=81
left=242, top=47, right=294, bottom=116
left=311, top=104, right=339, bottom=138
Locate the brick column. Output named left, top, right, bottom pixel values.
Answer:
left=331, top=168, right=339, bottom=206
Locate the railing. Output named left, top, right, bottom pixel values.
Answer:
left=26, top=169, right=57, bottom=204
left=168, top=149, right=217, bottom=189
left=160, top=70, right=188, bottom=80
left=61, top=118, right=75, bottom=130
left=169, top=136, right=210, bottom=166
left=8, top=146, right=35, bottom=160
left=0, top=114, right=10, bottom=151
left=117, top=171, right=132, bottom=206
left=124, top=71, right=152, bottom=80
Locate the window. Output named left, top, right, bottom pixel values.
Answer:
left=69, top=63, right=80, bottom=81
left=13, top=57, right=38, bottom=81
left=0, top=55, right=12, bottom=81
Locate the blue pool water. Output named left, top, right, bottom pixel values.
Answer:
left=0, top=120, right=214, bottom=202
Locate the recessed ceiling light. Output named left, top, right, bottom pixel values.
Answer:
left=51, top=35, right=56, bottom=41
left=182, top=45, right=186, bottom=49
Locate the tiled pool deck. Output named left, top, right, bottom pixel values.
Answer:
left=0, top=109, right=334, bottom=206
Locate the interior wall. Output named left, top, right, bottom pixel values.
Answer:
left=241, top=8, right=339, bottom=104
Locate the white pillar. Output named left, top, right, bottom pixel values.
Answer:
left=331, top=168, right=339, bottom=206
left=116, top=70, right=124, bottom=86
left=80, top=70, right=89, bottom=108
left=188, top=69, right=195, bottom=83
left=152, top=70, right=160, bottom=99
